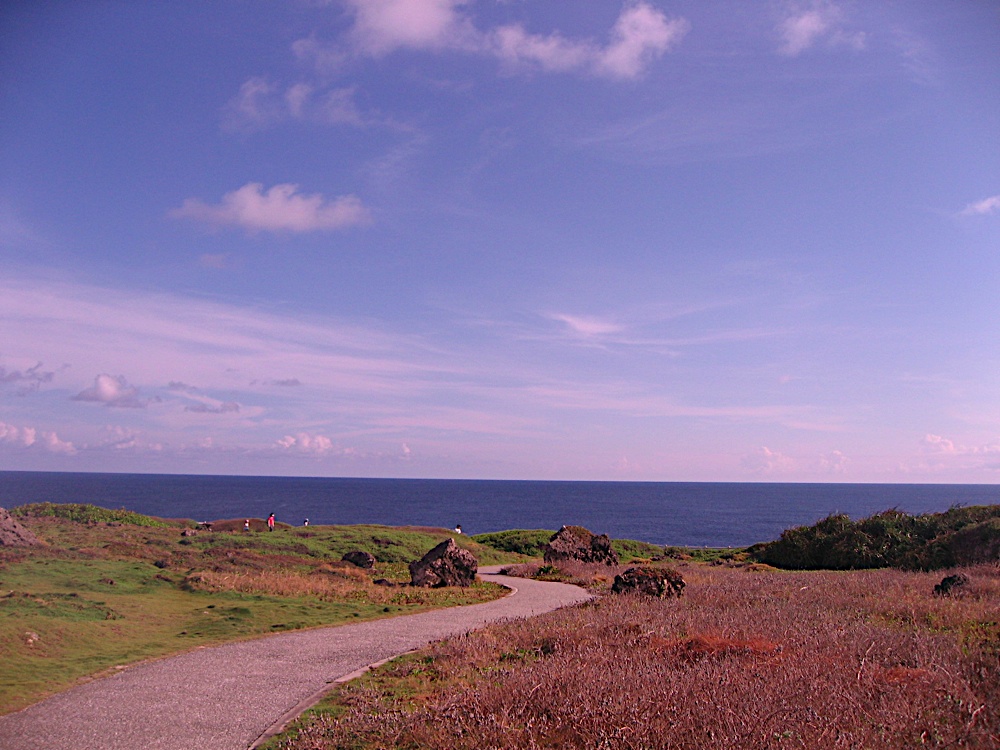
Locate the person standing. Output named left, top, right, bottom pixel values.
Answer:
left=243, top=519, right=250, bottom=532
left=267, top=513, right=275, bottom=532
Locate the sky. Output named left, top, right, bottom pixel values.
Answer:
left=1, top=1, right=999, bottom=482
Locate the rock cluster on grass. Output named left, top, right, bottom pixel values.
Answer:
left=342, top=550, right=376, bottom=569
left=0, top=508, right=42, bottom=548
left=409, top=538, right=478, bottom=587
left=543, top=525, right=619, bottom=566
left=611, top=566, right=686, bottom=598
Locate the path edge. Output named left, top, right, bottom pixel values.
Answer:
left=248, top=570, right=519, bottom=749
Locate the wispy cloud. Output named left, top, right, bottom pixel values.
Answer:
left=170, top=183, right=372, bottom=233
left=777, top=3, right=865, bottom=57
left=961, top=195, right=1000, bottom=217
left=0, top=362, right=57, bottom=394
left=222, top=78, right=365, bottom=131
left=550, top=313, right=624, bottom=337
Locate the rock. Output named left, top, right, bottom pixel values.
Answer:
left=0, top=508, right=42, bottom=548
left=409, top=538, right=478, bottom=588
left=934, top=573, right=969, bottom=597
left=612, top=566, right=685, bottom=598
left=543, top=525, right=619, bottom=566
left=180, top=528, right=198, bottom=537
left=342, top=550, right=376, bottom=569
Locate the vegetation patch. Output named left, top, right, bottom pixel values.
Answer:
left=12, top=503, right=171, bottom=528
left=262, top=564, right=1000, bottom=750
left=0, top=505, right=518, bottom=715
left=471, top=529, right=553, bottom=557
left=751, top=505, right=1000, bottom=570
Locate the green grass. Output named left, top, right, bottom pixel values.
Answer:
left=12, top=502, right=172, bottom=527
left=471, top=528, right=666, bottom=563
left=471, top=529, right=553, bottom=557
left=0, top=507, right=521, bottom=715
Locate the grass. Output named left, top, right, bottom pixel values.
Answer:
left=263, top=562, right=1000, bottom=750
left=0, top=507, right=518, bottom=715
left=472, top=528, right=672, bottom=563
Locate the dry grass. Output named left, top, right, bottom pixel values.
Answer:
left=271, top=564, right=1000, bottom=750
left=181, top=566, right=502, bottom=608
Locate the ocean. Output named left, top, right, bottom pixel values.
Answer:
left=1, top=471, right=998, bottom=548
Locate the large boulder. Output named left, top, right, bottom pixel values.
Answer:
left=409, top=538, right=478, bottom=588
left=342, top=550, right=376, bottom=569
left=543, top=525, right=619, bottom=566
left=612, top=566, right=685, bottom=598
left=0, top=508, right=42, bottom=548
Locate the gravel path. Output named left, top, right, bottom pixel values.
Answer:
left=0, top=569, right=591, bottom=750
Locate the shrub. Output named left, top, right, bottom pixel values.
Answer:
left=13, top=503, right=171, bottom=528
left=754, top=505, right=1000, bottom=571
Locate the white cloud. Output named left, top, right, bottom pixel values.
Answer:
left=490, top=25, right=591, bottom=74
left=221, top=77, right=282, bottom=131
left=44, top=431, right=77, bottom=455
left=317, top=87, right=364, bottom=125
left=292, top=35, right=347, bottom=75
left=171, top=183, right=371, bottom=233
left=779, top=9, right=830, bottom=56
left=277, top=432, right=336, bottom=454
left=72, top=374, right=145, bottom=408
left=777, top=4, right=865, bottom=57
left=922, top=433, right=956, bottom=453
left=345, top=0, right=477, bottom=56
left=742, top=446, right=795, bottom=474
left=961, top=195, right=1000, bottom=217
left=0, top=421, right=37, bottom=447
left=595, top=3, right=690, bottom=79
left=921, top=433, right=1000, bottom=457
left=223, top=77, right=364, bottom=130
left=342, top=0, right=686, bottom=80
left=820, top=449, right=847, bottom=473
left=284, top=82, right=313, bottom=119
left=1, top=421, right=76, bottom=454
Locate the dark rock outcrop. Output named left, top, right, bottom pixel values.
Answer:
left=934, top=573, right=969, bottom=597
left=543, top=525, right=619, bottom=566
left=612, top=566, right=685, bottom=598
left=0, top=508, right=42, bottom=548
left=409, top=538, right=477, bottom=588
left=342, top=550, right=376, bottom=569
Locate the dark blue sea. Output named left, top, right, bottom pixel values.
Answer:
left=1, top=471, right=998, bottom=547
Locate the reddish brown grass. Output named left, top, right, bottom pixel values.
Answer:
left=272, top=564, right=1000, bottom=750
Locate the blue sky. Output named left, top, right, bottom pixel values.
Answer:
left=1, top=1, right=998, bottom=482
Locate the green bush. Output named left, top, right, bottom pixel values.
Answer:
left=13, top=502, right=171, bottom=528
left=754, top=505, right=1000, bottom=571
left=471, top=529, right=553, bottom=557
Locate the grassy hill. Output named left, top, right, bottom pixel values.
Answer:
left=0, top=504, right=520, bottom=714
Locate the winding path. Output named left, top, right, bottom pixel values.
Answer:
left=0, top=569, right=590, bottom=750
